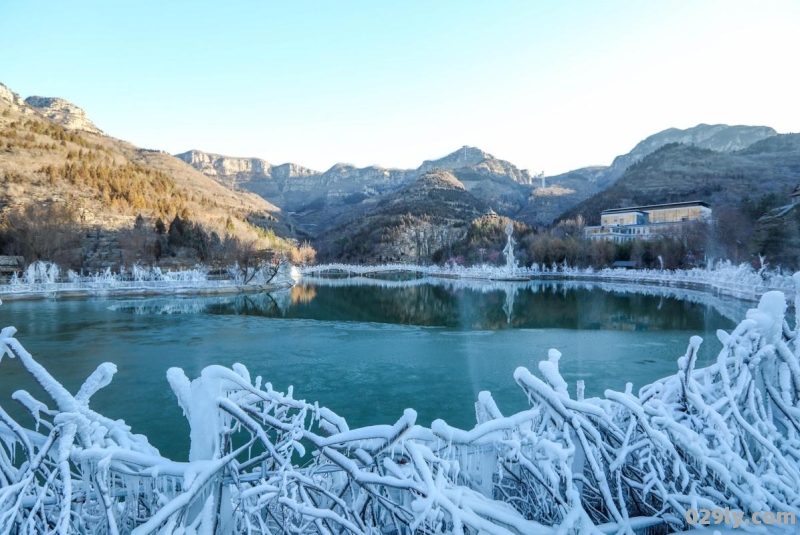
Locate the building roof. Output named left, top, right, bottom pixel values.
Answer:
left=602, top=210, right=647, bottom=216
left=601, top=201, right=710, bottom=215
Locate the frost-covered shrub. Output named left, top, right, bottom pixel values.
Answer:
left=2, top=275, right=800, bottom=532
left=22, top=260, right=60, bottom=284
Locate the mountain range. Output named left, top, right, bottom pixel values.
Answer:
left=2, top=79, right=797, bottom=267
left=177, top=123, right=779, bottom=236
left=175, top=145, right=535, bottom=237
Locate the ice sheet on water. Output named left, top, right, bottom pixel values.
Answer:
left=439, top=331, right=496, bottom=337
left=332, top=321, right=429, bottom=332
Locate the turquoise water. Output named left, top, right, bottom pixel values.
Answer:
left=0, top=281, right=738, bottom=460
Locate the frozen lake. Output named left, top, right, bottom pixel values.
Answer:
left=0, top=280, right=740, bottom=460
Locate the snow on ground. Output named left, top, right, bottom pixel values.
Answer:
left=0, top=265, right=799, bottom=533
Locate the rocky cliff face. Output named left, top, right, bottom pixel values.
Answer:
left=174, top=150, right=316, bottom=181
left=174, top=150, right=321, bottom=214
left=24, top=96, right=103, bottom=134
left=271, top=162, right=317, bottom=180
left=176, top=150, right=271, bottom=179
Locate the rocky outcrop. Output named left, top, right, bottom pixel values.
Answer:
left=271, top=162, right=317, bottom=180
left=174, top=150, right=316, bottom=182
left=0, top=82, right=27, bottom=108
left=414, top=169, right=466, bottom=190
left=24, top=96, right=103, bottom=134
left=175, top=150, right=271, bottom=179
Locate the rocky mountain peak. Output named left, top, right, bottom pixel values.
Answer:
left=419, top=146, right=490, bottom=173
left=419, top=146, right=533, bottom=185
left=24, top=95, right=103, bottom=134
left=0, top=82, right=26, bottom=108
left=325, top=163, right=357, bottom=174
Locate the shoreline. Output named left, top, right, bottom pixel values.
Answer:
left=0, top=280, right=294, bottom=302
left=300, top=262, right=797, bottom=306
left=531, top=272, right=775, bottom=303
left=2, top=261, right=795, bottom=310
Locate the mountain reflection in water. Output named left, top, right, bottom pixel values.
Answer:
left=108, top=278, right=747, bottom=332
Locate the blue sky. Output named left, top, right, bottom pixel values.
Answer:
left=1, top=1, right=798, bottom=174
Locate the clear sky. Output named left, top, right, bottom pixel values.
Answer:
left=1, top=1, right=798, bottom=175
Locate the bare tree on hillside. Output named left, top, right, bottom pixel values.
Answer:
left=118, top=214, right=156, bottom=265
left=1, top=203, right=82, bottom=268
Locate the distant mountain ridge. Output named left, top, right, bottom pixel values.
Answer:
left=176, top=145, right=532, bottom=236
left=558, top=134, right=800, bottom=225
left=522, top=123, right=778, bottom=225
left=608, top=123, right=777, bottom=176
